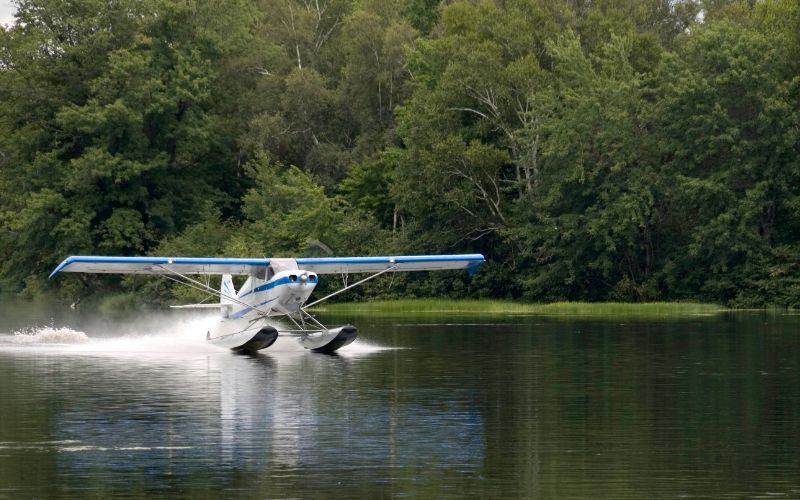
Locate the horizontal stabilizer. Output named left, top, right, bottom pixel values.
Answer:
left=170, top=304, right=231, bottom=309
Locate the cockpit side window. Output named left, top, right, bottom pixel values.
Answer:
left=253, top=265, right=275, bottom=281
left=253, top=266, right=268, bottom=280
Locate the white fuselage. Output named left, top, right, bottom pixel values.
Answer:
left=207, top=269, right=318, bottom=348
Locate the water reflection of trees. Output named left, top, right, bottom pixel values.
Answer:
left=1, top=314, right=799, bottom=497
left=473, top=316, right=800, bottom=498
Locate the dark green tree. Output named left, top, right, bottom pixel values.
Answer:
left=0, top=0, right=270, bottom=294
left=513, top=33, right=663, bottom=301
left=654, top=22, right=800, bottom=306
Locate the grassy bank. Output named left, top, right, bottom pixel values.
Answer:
left=313, top=299, right=726, bottom=317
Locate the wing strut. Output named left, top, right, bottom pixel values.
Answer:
left=155, top=265, right=272, bottom=318
left=302, top=265, right=397, bottom=310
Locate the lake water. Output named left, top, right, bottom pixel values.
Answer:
left=0, top=299, right=798, bottom=499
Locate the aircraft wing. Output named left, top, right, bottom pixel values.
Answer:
left=49, top=256, right=270, bottom=278
left=295, top=255, right=485, bottom=274
left=50, top=254, right=485, bottom=278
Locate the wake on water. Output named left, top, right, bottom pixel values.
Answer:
left=0, top=313, right=395, bottom=356
left=0, top=314, right=222, bottom=355
left=11, top=326, right=89, bottom=344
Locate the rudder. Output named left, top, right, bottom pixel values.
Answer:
left=221, top=274, right=236, bottom=307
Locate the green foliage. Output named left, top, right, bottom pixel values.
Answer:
left=239, top=153, right=386, bottom=257
left=654, top=22, right=800, bottom=305
left=513, top=32, right=662, bottom=301
left=0, top=0, right=262, bottom=292
left=339, top=149, right=398, bottom=227
left=2, top=0, right=799, bottom=307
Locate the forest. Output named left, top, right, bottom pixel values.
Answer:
left=0, top=0, right=798, bottom=307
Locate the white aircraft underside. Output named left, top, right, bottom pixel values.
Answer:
left=50, top=254, right=485, bottom=354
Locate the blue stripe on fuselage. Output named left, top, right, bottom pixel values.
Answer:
left=227, top=298, right=277, bottom=320
left=238, top=276, right=294, bottom=299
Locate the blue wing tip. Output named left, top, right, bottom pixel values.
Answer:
left=49, top=256, right=74, bottom=279
left=466, top=259, right=484, bottom=276
left=464, top=254, right=485, bottom=275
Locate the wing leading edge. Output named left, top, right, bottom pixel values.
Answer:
left=49, top=256, right=271, bottom=278
left=49, top=254, right=485, bottom=278
left=296, top=255, right=485, bottom=274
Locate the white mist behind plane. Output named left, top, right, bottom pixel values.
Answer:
left=50, top=254, right=485, bottom=354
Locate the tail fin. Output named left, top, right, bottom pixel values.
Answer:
left=221, top=274, right=236, bottom=305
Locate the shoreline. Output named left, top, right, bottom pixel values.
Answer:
left=311, top=299, right=728, bottom=317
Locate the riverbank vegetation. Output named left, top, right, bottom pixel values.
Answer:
left=313, top=300, right=726, bottom=317
left=1, top=0, right=798, bottom=307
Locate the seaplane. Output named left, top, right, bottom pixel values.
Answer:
left=49, top=254, right=485, bottom=354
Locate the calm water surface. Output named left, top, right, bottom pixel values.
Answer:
left=0, top=299, right=798, bottom=499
